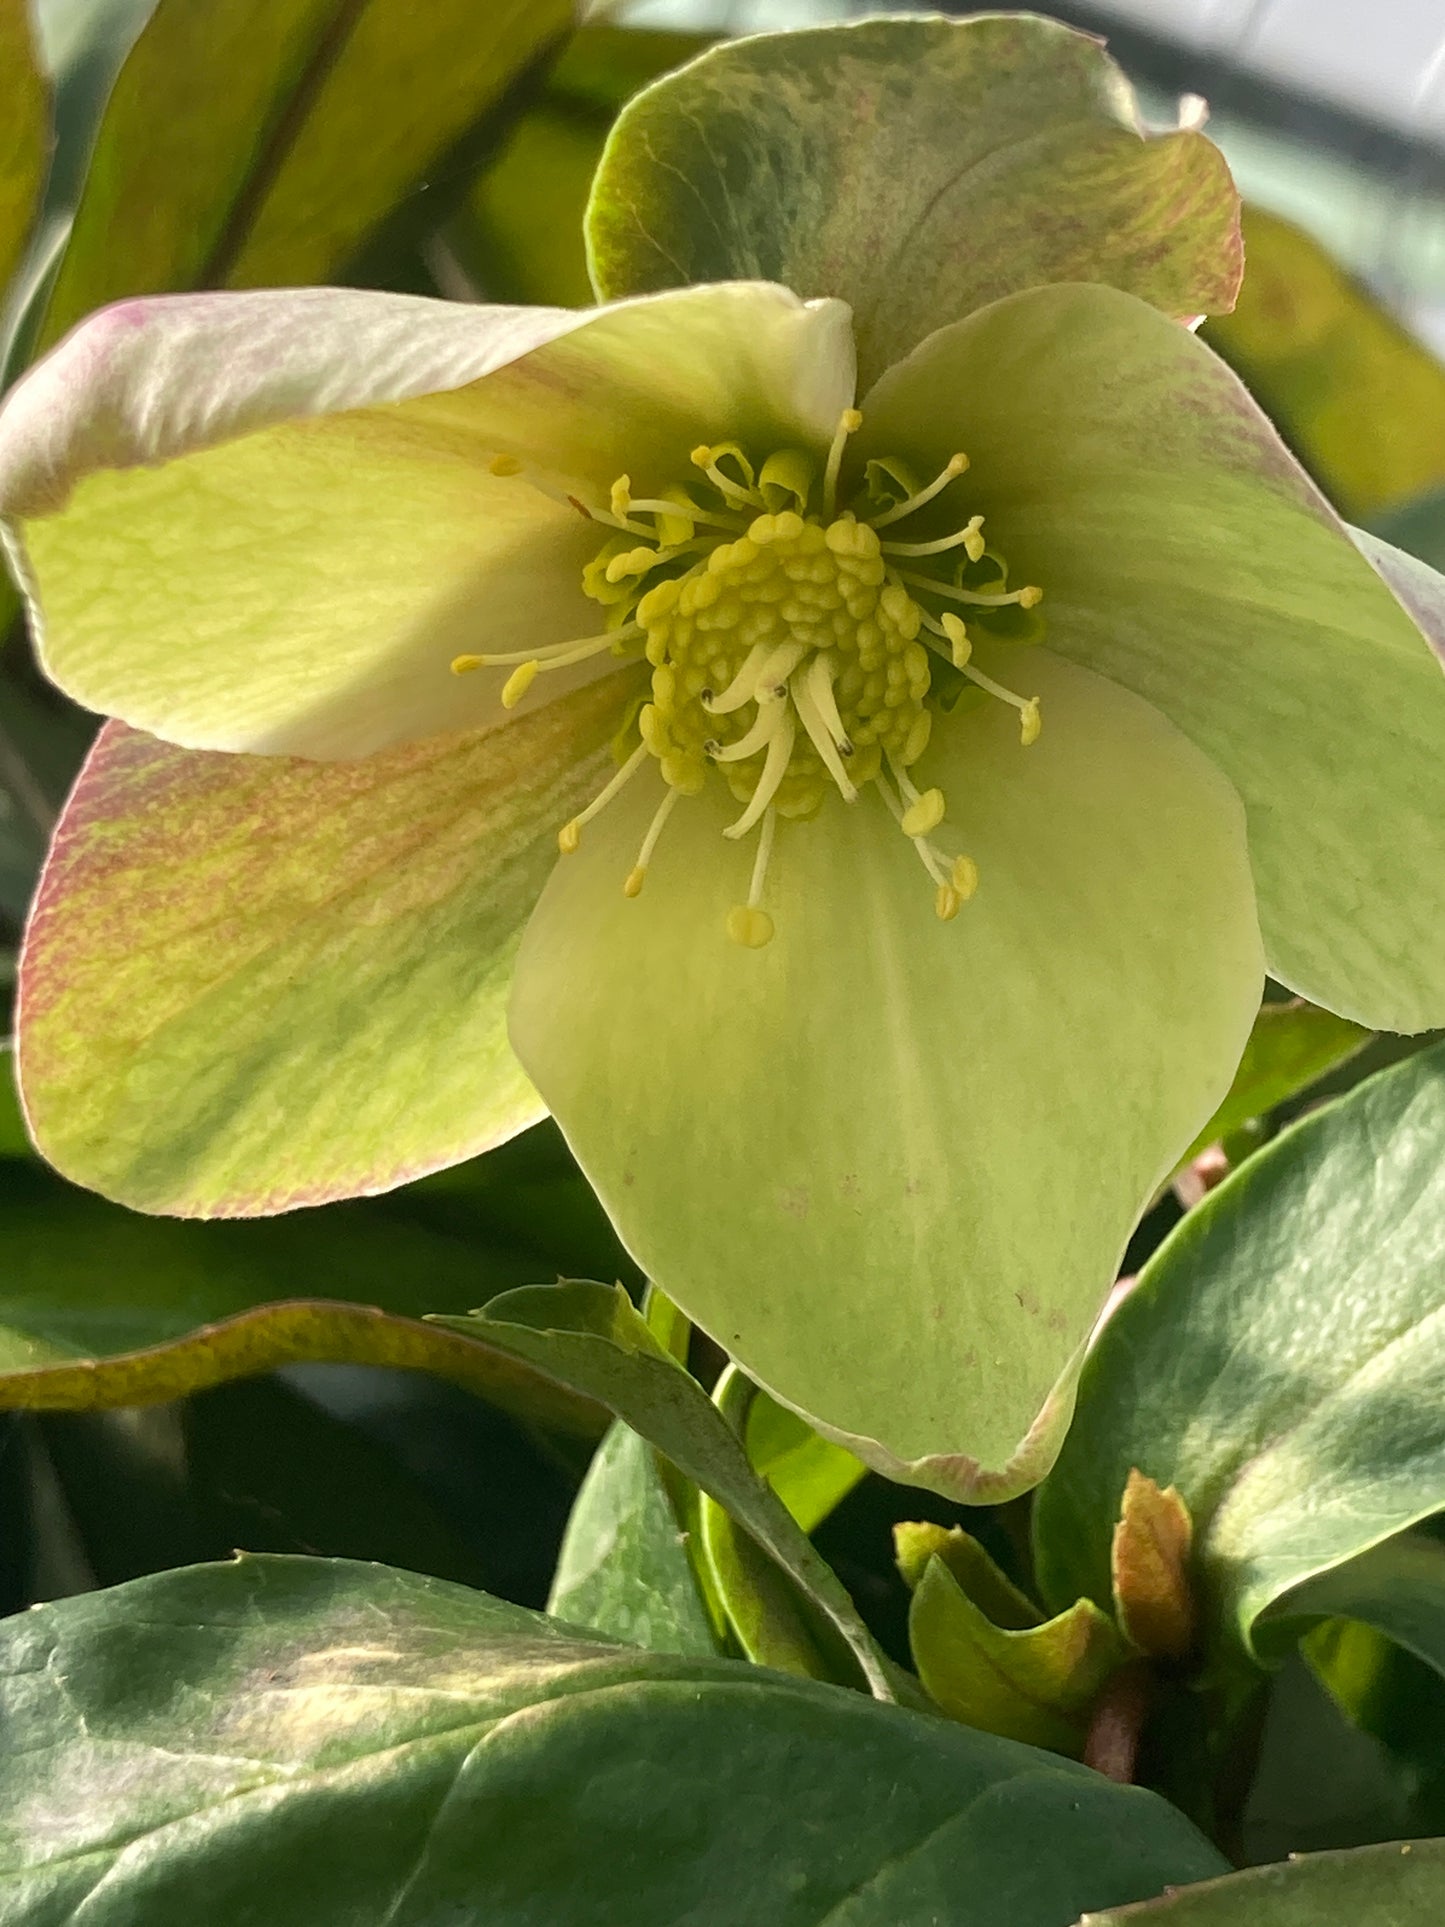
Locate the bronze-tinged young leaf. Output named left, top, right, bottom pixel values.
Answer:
left=0, top=0, right=47, bottom=294
left=1205, top=207, right=1445, bottom=524
left=587, top=14, right=1241, bottom=389
left=1033, top=1044, right=1445, bottom=1663
left=34, top=0, right=572, bottom=349
left=1076, top=1838, right=1445, bottom=1925
left=1112, top=1471, right=1196, bottom=1661
left=19, top=686, right=618, bottom=1215
left=0, top=1554, right=1230, bottom=1926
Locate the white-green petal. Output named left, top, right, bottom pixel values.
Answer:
left=0, top=282, right=855, bottom=758
left=509, top=652, right=1264, bottom=1500
left=861, top=281, right=1445, bottom=1034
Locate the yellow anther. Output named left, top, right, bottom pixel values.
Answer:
left=605, top=546, right=660, bottom=584
left=660, top=751, right=707, bottom=794
left=637, top=578, right=681, bottom=625
left=952, top=854, right=979, bottom=900
left=900, top=708, right=933, bottom=767
left=450, top=653, right=484, bottom=676
left=531, top=418, right=1043, bottom=944
left=868, top=451, right=971, bottom=528
left=726, top=905, right=776, bottom=948
left=1018, top=585, right=1044, bottom=609
left=901, top=787, right=946, bottom=838
left=823, top=408, right=864, bottom=518
left=1019, top=698, right=1042, bottom=747
left=501, top=661, right=538, bottom=708
left=488, top=454, right=522, bottom=477
left=941, top=613, right=971, bottom=668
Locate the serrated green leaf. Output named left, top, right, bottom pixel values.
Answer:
left=1034, top=1045, right=1445, bottom=1663
left=1076, top=1838, right=1445, bottom=1924
left=0, top=1554, right=1229, bottom=1925
left=548, top=1419, right=719, bottom=1658
left=435, top=1286, right=891, bottom=1700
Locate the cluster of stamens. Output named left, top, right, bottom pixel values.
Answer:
left=452, top=412, right=1043, bottom=948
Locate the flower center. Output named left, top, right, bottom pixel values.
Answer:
left=453, top=412, right=1044, bottom=948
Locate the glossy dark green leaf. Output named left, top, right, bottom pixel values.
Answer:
left=33, top=0, right=572, bottom=351
left=1263, top=1532, right=1445, bottom=1821
left=548, top=1419, right=719, bottom=1657
left=1033, top=1044, right=1445, bottom=1659
left=1173, top=999, right=1369, bottom=1172
left=587, top=15, right=1241, bottom=388
left=0, top=1050, right=600, bottom=1436
left=1260, top=1534, right=1445, bottom=1678
left=34, top=1374, right=492, bottom=1594
left=436, top=1286, right=891, bottom=1698
left=0, top=1553, right=1229, bottom=1925
left=1076, top=1838, right=1445, bottom=1924
left=1241, top=1651, right=1424, bottom=1863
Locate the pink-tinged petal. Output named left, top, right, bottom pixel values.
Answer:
left=1354, top=526, right=1445, bottom=668
left=18, top=670, right=633, bottom=1216
left=587, top=14, right=1242, bottom=391
left=0, top=282, right=854, bottom=757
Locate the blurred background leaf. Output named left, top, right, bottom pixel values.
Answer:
left=27, top=0, right=575, bottom=354
left=0, top=0, right=46, bottom=293
left=1204, top=206, right=1445, bottom=525
left=448, top=23, right=709, bottom=304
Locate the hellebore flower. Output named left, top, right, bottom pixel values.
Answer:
left=2, top=16, right=1444, bottom=1499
